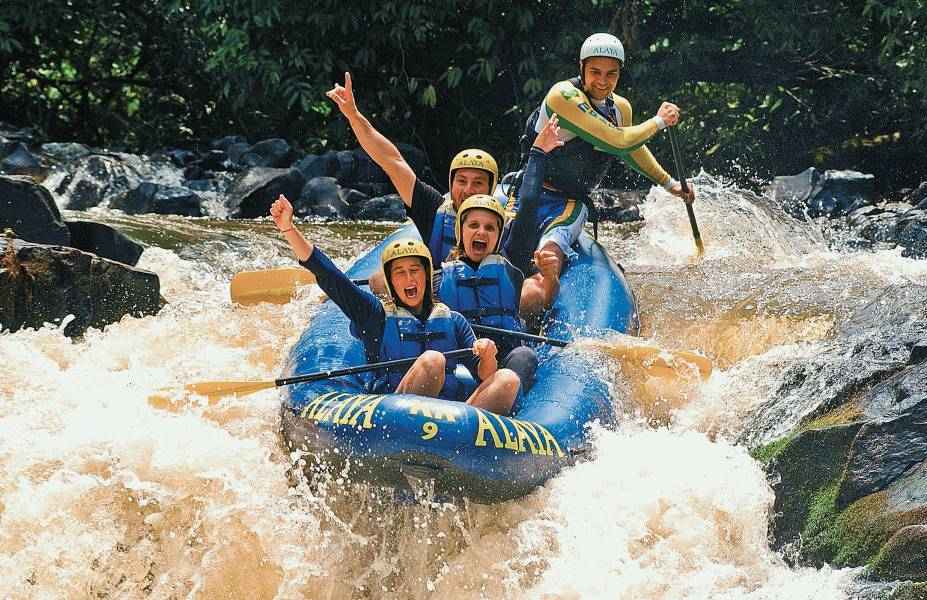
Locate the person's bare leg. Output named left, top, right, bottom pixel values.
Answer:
left=519, top=274, right=546, bottom=332
left=539, top=241, right=562, bottom=305
left=395, top=350, right=445, bottom=397
left=519, top=242, right=563, bottom=330
left=466, top=368, right=520, bottom=415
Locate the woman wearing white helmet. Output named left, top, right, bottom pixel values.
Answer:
left=269, top=195, right=519, bottom=415
left=513, top=32, right=695, bottom=278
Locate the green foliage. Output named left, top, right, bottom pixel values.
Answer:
left=1, top=0, right=924, bottom=189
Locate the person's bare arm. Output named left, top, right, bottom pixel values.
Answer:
left=326, top=72, right=416, bottom=206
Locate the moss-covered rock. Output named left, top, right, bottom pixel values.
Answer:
left=872, top=524, right=927, bottom=582
left=759, top=360, right=927, bottom=583
left=766, top=422, right=863, bottom=549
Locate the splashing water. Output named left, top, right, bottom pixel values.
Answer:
left=5, top=174, right=924, bottom=598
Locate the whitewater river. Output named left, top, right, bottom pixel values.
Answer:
left=2, top=175, right=925, bottom=599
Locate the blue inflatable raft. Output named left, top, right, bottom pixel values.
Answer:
left=279, top=222, right=640, bottom=502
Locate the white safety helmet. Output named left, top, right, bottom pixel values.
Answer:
left=580, top=33, right=625, bottom=65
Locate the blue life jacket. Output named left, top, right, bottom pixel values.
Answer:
left=438, top=255, right=523, bottom=355
left=427, top=196, right=457, bottom=265
left=372, top=302, right=464, bottom=401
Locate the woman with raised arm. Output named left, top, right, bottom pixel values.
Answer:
left=270, top=196, right=520, bottom=415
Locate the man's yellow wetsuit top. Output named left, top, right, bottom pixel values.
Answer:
left=521, top=78, right=673, bottom=198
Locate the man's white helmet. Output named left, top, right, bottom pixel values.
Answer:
left=580, top=33, right=625, bottom=65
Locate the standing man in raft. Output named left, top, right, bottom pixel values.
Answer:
left=512, top=32, right=697, bottom=279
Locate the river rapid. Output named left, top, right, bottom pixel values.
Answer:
left=2, top=174, right=926, bottom=599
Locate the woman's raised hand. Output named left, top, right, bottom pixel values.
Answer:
left=270, top=194, right=295, bottom=231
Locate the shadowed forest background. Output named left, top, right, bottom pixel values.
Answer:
left=1, top=0, right=924, bottom=192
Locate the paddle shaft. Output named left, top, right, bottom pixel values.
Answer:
left=667, top=126, right=703, bottom=246
left=274, top=348, right=474, bottom=387
left=470, top=324, right=568, bottom=347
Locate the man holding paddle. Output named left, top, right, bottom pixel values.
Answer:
left=513, top=32, right=697, bottom=277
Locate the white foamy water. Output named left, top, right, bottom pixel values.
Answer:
left=6, top=175, right=918, bottom=598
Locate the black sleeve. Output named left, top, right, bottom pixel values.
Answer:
left=503, top=147, right=547, bottom=273
left=406, top=178, right=445, bottom=242
left=300, top=247, right=385, bottom=340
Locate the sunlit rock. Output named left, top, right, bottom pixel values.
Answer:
left=225, top=167, right=305, bottom=218
left=767, top=167, right=877, bottom=220
left=49, top=153, right=145, bottom=210
left=113, top=182, right=204, bottom=217
left=296, top=176, right=352, bottom=219
left=0, top=238, right=161, bottom=336
left=64, top=220, right=144, bottom=266
left=41, top=142, right=91, bottom=161
left=0, top=175, right=70, bottom=245
left=354, top=194, right=406, bottom=221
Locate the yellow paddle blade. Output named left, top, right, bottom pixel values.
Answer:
left=147, top=380, right=277, bottom=411
left=185, top=380, right=277, bottom=401
left=230, top=268, right=316, bottom=305
left=580, top=337, right=713, bottom=379
left=694, top=237, right=706, bottom=258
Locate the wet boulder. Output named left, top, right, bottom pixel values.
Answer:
left=872, top=524, right=927, bottom=582
left=897, top=211, right=927, bottom=259
left=113, top=182, right=204, bottom=217
left=343, top=188, right=368, bottom=207
left=836, top=363, right=927, bottom=509
left=166, top=149, right=197, bottom=168
left=210, top=135, right=248, bottom=152
left=296, top=150, right=338, bottom=181
left=755, top=336, right=927, bottom=583
left=0, top=141, right=47, bottom=176
left=766, top=167, right=820, bottom=219
left=245, top=138, right=294, bottom=168
left=190, top=149, right=226, bottom=172
left=846, top=203, right=910, bottom=244
left=354, top=194, right=406, bottom=221
left=0, top=238, right=161, bottom=337
left=809, top=170, right=876, bottom=218
left=65, top=221, right=144, bottom=266
left=598, top=205, right=642, bottom=223
left=354, top=182, right=394, bottom=198
left=295, top=176, right=352, bottom=219
left=593, top=188, right=646, bottom=223
left=353, top=148, right=390, bottom=184
left=395, top=143, right=427, bottom=178
left=50, top=153, right=145, bottom=210
left=40, top=142, right=91, bottom=161
left=225, top=167, right=305, bottom=218
left=902, top=182, right=927, bottom=210
left=334, top=150, right=355, bottom=184
left=767, top=168, right=877, bottom=219
left=0, top=175, right=70, bottom=246
left=0, top=122, right=40, bottom=144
